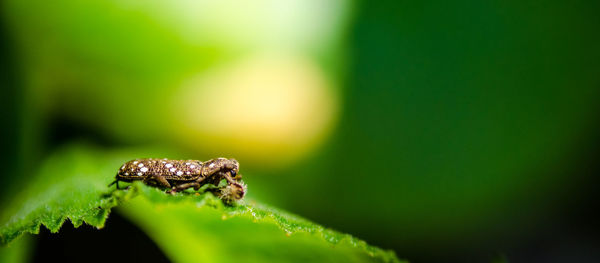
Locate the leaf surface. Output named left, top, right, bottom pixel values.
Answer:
left=0, top=144, right=403, bottom=263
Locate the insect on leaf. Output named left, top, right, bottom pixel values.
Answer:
left=0, top=144, right=404, bottom=263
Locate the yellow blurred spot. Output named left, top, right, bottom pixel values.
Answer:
left=173, top=54, right=338, bottom=166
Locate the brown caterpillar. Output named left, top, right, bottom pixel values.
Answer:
left=109, top=158, right=246, bottom=202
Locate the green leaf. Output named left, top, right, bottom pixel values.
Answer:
left=0, top=144, right=403, bottom=263
left=0, top=235, right=32, bottom=263
left=0, top=144, right=129, bottom=243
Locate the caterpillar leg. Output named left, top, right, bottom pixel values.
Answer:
left=168, top=182, right=200, bottom=194
left=108, top=180, right=117, bottom=187
left=168, top=175, right=211, bottom=194
left=222, top=172, right=239, bottom=185
left=108, top=177, right=126, bottom=189
left=144, top=174, right=171, bottom=189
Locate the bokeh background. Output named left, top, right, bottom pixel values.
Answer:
left=1, top=0, right=600, bottom=262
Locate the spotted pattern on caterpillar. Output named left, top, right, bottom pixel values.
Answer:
left=109, top=157, right=246, bottom=202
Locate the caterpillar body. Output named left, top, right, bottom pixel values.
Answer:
left=109, top=157, right=246, bottom=202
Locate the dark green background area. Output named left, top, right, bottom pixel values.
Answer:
left=254, top=1, right=600, bottom=261
left=2, top=1, right=600, bottom=262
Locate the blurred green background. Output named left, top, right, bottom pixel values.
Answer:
left=1, top=0, right=600, bottom=262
